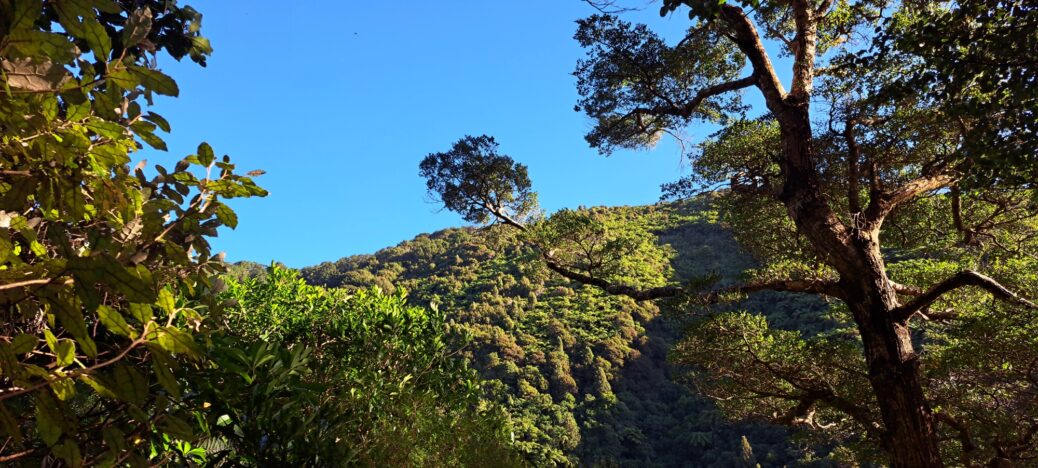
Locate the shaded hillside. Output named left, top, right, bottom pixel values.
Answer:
left=281, top=201, right=831, bottom=466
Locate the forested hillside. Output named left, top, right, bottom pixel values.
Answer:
left=282, top=200, right=835, bottom=466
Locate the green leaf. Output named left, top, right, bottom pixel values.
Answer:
left=98, top=305, right=137, bottom=338
left=84, top=120, right=127, bottom=139
left=144, top=112, right=170, bottom=132
left=101, top=426, right=127, bottom=452
left=197, top=142, right=215, bottom=166
left=0, top=402, right=23, bottom=441
left=131, top=120, right=167, bottom=150
left=156, top=287, right=175, bottom=315
left=3, top=30, right=75, bottom=62
left=79, top=336, right=97, bottom=359
left=50, top=374, right=76, bottom=401
left=159, top=414, right=193, bottom=440
left=55, top=339, right=75, bottom=367
left=69, top=254, right=157, bottom=303
left=105, top=67, right=138, bottom=90
left=10, top=333, right=37, bottom=355
left=153, top=326, right=199, bottom=357
left=52, top=439, right=83, bottom=468
left=35, top=400, right=63, bottom=446
left=214, top=203, right=238, bottom=229
left=54, top=0, right=111, bottom=62
left=43, top=291, right=98, bottom=358
left=29, top=240, right=46, bottom=257
left=79, top=374, right=117, bottom=399
left=66, top=99, right=91, bottom=121
left=8, top=0, right=42, bottom=31
left=152, top=352, right=180, bottom=398
left=129, top=66, right=178, bottom=96
left=44, top=329, right=59, bottom=353
left=122, top=8, right=153, bottom=46
left=111, top=365, right=147, bottom=405
left=128, top=302, right=153, bottom=324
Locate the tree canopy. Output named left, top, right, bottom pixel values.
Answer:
left=0, top=0, right=264, bottom=464
left=421, top=0, right=1038, bottom=466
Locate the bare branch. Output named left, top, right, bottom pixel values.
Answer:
left=630, top=75, right=758, bottom=119
left=484, top=204, right=843, bottom=302
left=0, top=277, right=72, bottom=291
left=844, top=118, right=863, bottom=214
left=789, top=0, right=819, bottom=100
left=891, top=281, right=924, bottom=296
left=892, top=270, right=1038, bottom=322
left=0, top=449, right=35, bottom=463
left=718, top=4, right=787, bottom=108
left=582, top=0, right=640, bottom=14
left=865, top=169, right=958, bottom=225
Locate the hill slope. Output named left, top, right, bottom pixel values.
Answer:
left=286, top=201, right=829, bottom=466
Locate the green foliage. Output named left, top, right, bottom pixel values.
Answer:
left=669, top=192, right=1038, bottom=465
left=567, top=2, right=1038, bottom=462
left=419, top=135, right=537, bottom=225
left=194, top=338, right=340, bottom=466
left=574, top=14, right=745, bottom=154
left=0, top=1, right=263, bottom=464
left=888, top=252, right=1038, bottom=465
left=858, top=0, right=1038, bottom=189
left=208, top=265, right=522, bottom=466
left=529, top=207, right=675, bottom=287
left=301, top=202, right=826, bottom=466
left=661, top=119, right=781, bottom=201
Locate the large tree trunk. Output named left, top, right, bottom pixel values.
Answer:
left=844, top=233, right=944, bottom=467
left=775, top=103, right=945, bottom=467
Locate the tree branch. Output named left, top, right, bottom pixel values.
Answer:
left=484, top=203, right=843, bottom=302
left=0, top=276, right=73, bottom=291
left=826, top=393, right=888, bottom=446
left=890, top=281, right=924, bottom=296
left=844, top=118, right=863, bottom=214
left=718, top=4, right=787, bottom=109
left=0, top=325, right=151, bottom=403
left=0, top=449, right=35, bottom=463
left=864, top=168, right=958, bottom=225
left=892, top=270, right=1038, bottom=322
left=816, top=0, right=837, bottom=17
left=789, top=0, right=818, bottom=100
left=543, top=258, right=684, bottom=300
left=935, top=413, right=977, bottom=468
left=631, top=75, right=758, bottom=119
left=950, top=185, right=970, bottom=242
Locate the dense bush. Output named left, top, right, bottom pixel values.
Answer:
left=208, top=265, right=521, bottom=466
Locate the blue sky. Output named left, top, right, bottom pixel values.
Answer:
left=147, top=1, right=781, bottom=267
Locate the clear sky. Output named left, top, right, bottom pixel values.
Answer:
left=146, top=1, right=780, bottom=267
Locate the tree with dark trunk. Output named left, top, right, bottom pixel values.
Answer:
left=420, top=0, right=1038, bottom=465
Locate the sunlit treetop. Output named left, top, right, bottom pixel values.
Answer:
left=419, top=135, right=537, bottom=226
